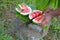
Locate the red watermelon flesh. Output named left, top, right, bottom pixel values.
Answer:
left=32, top=14, right=44, bottom=23
left=20, top=4, right=30, bottom=13
left=29, top=10, right=42, bottom=19
left=29, top=10, right=45, bottom=23
left=34, top=16, right=42, bottom=21
left=15, top=4, right=32, bottom=15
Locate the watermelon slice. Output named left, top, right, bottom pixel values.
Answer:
left=29, top=10, right=44, bottom=23
left=16, top=4, right=32, bottom=15
left=32, top=14, right=44, bottom=23
left=29, top=10, right=42, bottom=19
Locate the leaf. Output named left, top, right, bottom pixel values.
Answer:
left=48, top=0, right=58, bottom=10
left=58, top=0, right=60, bottom=7
left=29, top=4, right=36, bottom=10
left=34, top=0, right=49, bottom=10
left=33, top=0, right=58, bottom=10
left=16, top=12, right=29, bottom=22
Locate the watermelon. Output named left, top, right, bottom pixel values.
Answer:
left=29, top=10, right=42, bottom=19
left=32, top=14, right=44, bottom=23
left=29, top=10, right=44, bottom=23
left=16, top=4, right=32, bottom=15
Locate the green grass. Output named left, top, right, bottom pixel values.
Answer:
left=0, top=20, right=13, bottom=40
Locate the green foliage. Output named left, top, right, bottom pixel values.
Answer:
left=40, top=37, right=44, bottom=40
left=34, top=0, right=49, bottom=10
left=0, top=34, right=13, bottom=40
left=50, top=18, right=60, bottom=33
left=16, top=12, right=30, bottom=23
left=50, top=18, right=57, bottom=27
left=58, top=0, right=60, bottom=7
left=50, top=17, right=60, bottom=29
left=48, top=0, right=58, bottom=10
left=0, top=21, right=13, bottom=40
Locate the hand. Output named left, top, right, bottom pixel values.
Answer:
left=40, top=8, right=55, bottom=27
